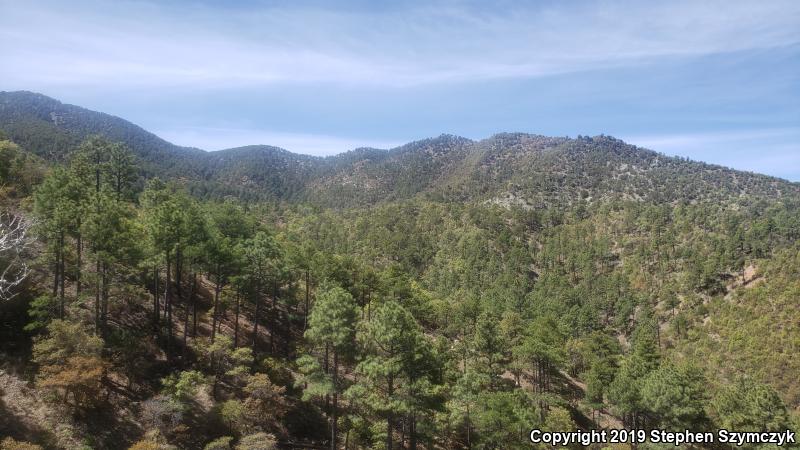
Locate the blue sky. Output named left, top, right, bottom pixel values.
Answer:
left=1, top=0, right=799, bottom=180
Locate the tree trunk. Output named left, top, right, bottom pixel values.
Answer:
left=94, top=163, right=100, bottom=193
left=466, top=404, right=471, bottom=450
left=101, top=261, right=109, bottom=334
left=52, top=242, right=59, bottom=299
left=166, top=250, right=172, bottom=353
left=304, top=269, right=310, bottom=331
left=212, top=373, right=219, bottom=400
left=410, top=413, right=417, bottom=450
left=400, top=418, right=405, bottom=450
left=175, top=248, right=182, bottom=304
left=192, top=272, right=198, bottom=336
left=95, top=258, right=101, bottom=334
left=184, top=272, right=195, bottom=360
left=386, top=373, right=394, bottom=450
left=58, top=231, right=65, bottom=319
left=270, top=280, right=277, bottom=354
left=234, top=283, right=240, bottom=348
left=324, top=343, right=330, bottom=413
left=211, top=266, right=222, bottom=341
left=331, top=349, right=338, bottom=450
left=76, top=225, right=82, bottom=297
left=153, top=264, right=159, bottom=332
left=252, top=289, right=261, bottom=354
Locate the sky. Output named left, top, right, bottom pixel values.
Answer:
left=1, top=0, right=799, bottom=181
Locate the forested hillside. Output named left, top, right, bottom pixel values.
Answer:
left=2, top=91, right=797, bottom=208
left=0, top=92, right=206, bottom=174
left=1, top=95, right=799, bottom=449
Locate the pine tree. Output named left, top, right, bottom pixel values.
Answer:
left=243, top=232, right=281, bottom=354
left=641, top=362, right=708, bottom=430
left=470, top=310, right=507, bottom=390
left=349, top=301, right=425, bottom=450
left=33, top=167, right=86, bottom=317
left=712, top=378, right=791, bottom=432
left=206, top=206, right=244, bottom=343
left=302, top=284, right=358, bottom=450
left=106, top=142, right=138, bottom=201
left=141, top=179, right=184, bottom=348
left=193, top=334, right=253, bottom=399
left=82, top=188, right=139, bottom=334
left=512, top=315, right=565, bottom=421
left=608, top=311, right=661, bottom=428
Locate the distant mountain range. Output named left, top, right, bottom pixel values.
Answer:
left=1, top=90, right=797, bottom=206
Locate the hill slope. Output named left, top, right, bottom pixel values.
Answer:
left=3, top=91, right=800, bottom=449
left=1, top=91, right=798, bottom=206
left=0, top=91, right=205, bottom=175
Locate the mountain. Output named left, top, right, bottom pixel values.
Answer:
left=4, top=91, right=800, bottom=449
left=2, top=90, right=798, bottom=207
left=0, top=91, right=205, bottom=173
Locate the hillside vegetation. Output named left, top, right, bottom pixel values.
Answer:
left=2, top=91, right=797, bottom=207
left=0, top=93, right=799, bottom=449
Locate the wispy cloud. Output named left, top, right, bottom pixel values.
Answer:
left=1, top=0, right=799, bottom=89
left=1, top=0, right=798, bottom=180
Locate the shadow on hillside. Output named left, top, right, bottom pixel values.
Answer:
left=77, top=400, right=142, bottom=450
left=0, top=393, right=59, bottom=449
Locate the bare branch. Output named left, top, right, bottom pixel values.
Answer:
left=0, top=213, right=33, bottom=300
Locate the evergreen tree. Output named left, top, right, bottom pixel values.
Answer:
left=512, top=315, right=565, bottom=420
left=712, top=378, right=791, bottom=432
left=243, top=232, right=282, bottom=354
left=141, top=180, right=185, bottom=349
left=608, top=312, right=661, bottom=428
left=349, top=301, right=426, bottom=450
left=303, top=284, right=358, bottom=450
left=641, top=362, right=708, bottom=430
left=33, top=166, right=88, bottom=317
left=83, top=188, right=140, bottom=334
left=470, top=310, right=508, bottom=390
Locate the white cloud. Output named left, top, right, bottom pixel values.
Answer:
left=1, top=0, right=799, bottom=89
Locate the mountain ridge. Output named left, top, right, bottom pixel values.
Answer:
left=1, top=90, right=797, bottom=206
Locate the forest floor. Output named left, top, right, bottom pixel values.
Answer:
left=0, top=369, right=85, bottom=448
left=0, top=265, right=303, bottom=449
